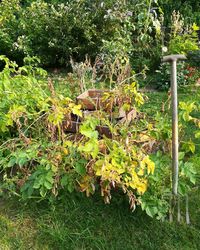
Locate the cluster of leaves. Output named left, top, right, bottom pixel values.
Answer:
left=139, top=97, right=200, bottom=219
left=187, top=50, right=200, bottom=68
left=0, top=55, right=83, bottom=197
left=71, top=116, right=156, bottom=208
left=159, top=0, right=200, bottom=26
left=0, top=56, right=157, bottom=213
left=179, top=101, right=200, bottom=149
left=178, top=101, right=200, bottom=196
left=0, top=56, right=198, bottom=220
left=168, top=21, right=199, bottom=55
left=0, top=0, right=165, bottom=72
left=152, top=16, right=199, bottom=90
left=0, top=0, right=199, bottom=92
left=153, top=63, right=191, bottom=90
left=153, top=62, right=200, bottom=90
left=0, top=0, right=24, bottom=64
left=153, top=65, right=200, bottom=91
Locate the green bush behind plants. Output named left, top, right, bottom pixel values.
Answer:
left=159, top=0, right=200, bottom=27
left=0, top=0, right=164, bottom=71
left=153, top=12, right=199, bottom=90
left=0, top=0, right=24, bottom=65
left=0, top=0, right=199, bottom=75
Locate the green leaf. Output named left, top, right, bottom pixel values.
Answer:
left=178, top=182, right=188, bottom=196
left=7, top=157, right=16, bottom=168
left=182, top=141, right=196, bottom=154
left=61, top=175, right=69, bottom=187
left=45, top=171, right=54, bottom=183
left=67, top=183, right=74, bottom=193
left=44, top=181, right=53, bottom=190
left=79, top=117, right=99, bottom=139
left=33, top=180, right=41, bottom=189
left=21, top=182, right=34, bottom=199
left=195, top=131, right=200, bottom=138
left=71, top=104, right=82, bottom=117
left=78, top=138, right=99, bottom=159
left=189, top=175, right=196, bottom=185
left=145, top=206, right=158, bottom=218
left=189, top=142, right=195, bottom=154
left=18, top=157, right=28, bottom=167
left=27, top=185, right=34, bottom=197
left=80, top=126, right=98, bottom=139
left=82, top=141, right=94, bottom=152
left=20, top=182, right=29, bottom=193
left=40, top=186, right=47, bottom=197
left=141, top=201, right=146, bottom=210
left=179, top=152, right=185, bottom=160
left=61, top=175, right=74, bottom=193
left=75, top=162, right=86, bottom=176
left=182, top=112, right=190, bottom=122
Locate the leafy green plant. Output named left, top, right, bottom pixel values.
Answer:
left=187, top=50, right=200, bottom=67
left=153, top=62, right=190, bottom=90
left=0, top=0, right=23, bottom=64
left=0, top=0, right=164, bottom=72
left=138, top=96, right=200, bottom=219
left=0, top=55, right=199, bottom=221
left=0, top=56, right=156, bottom=215
left=168, top=34, right=199, bottom=55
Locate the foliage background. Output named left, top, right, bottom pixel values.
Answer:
left=0, top=0, right=199, bottom=221
left=0, top=0, right=199, bottom=71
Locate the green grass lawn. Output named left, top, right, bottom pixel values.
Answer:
left=0, top=191, right=200, bottom=250
left=0, top=87, right=200, bottom=250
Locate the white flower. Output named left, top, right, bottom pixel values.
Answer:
left=162, top=46, right=168, bottom=53
left=126, top=11, right=133, bottom=17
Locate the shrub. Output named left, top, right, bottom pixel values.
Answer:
left=0, top=0, right=164, bottom=71
left=187, top=50, right=200, bottom=67
left=0, top=0, right=24, bottom=65
left=168, top=34, right=199, bottom=55
left=151, top=13, right=199, bottom=90
left=0, top=56, right=198, bottom=220
left=154, top=63, right=190, bottom=90
left=0, top=56, right=155, bottom=212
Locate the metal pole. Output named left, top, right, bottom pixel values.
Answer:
left=171, top=59, right=178, bottom=195
left=162, top=54, right=186, bottom=196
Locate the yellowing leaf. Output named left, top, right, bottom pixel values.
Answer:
left=142, top=156, right=155, bottom=174
left=192, top=23, right=199, bottom=31
left=138, top=133, right=150, bottom=142
left=137, top=168, right=144, bottom=176
left=63, top=140, right=73, bottom=147
left=78, top=175, right=95, bottom=197
left=71, top=104, right=82, bottom=117
left=136, top=180, right=147, bottom=194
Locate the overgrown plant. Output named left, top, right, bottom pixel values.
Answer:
left=139, top=97, right=199, bottom=219
left=0, top=56, right=155, bottom=212
left=0, top=56, right=198, bottom=221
